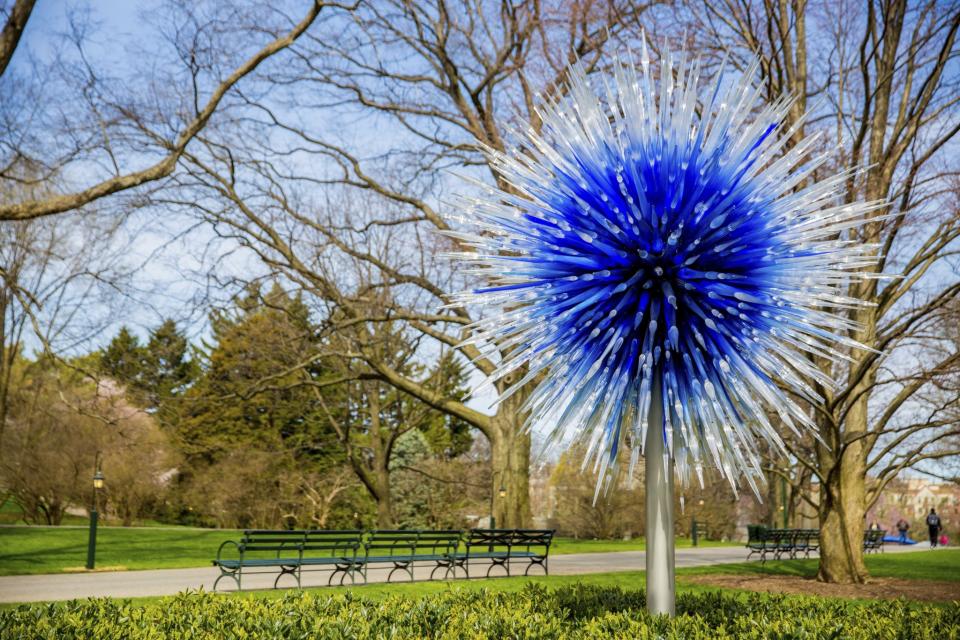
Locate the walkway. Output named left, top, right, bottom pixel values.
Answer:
left=0, top=543, right=932, bottom=603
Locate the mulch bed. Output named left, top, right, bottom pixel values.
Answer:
left=684, top=574, right=960, bottom=603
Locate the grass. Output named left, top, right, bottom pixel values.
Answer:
left=0, top=524, right=733, bottom=576
left=0, top=526, right=243, bottom=575
left=678, top=548, right=960, bottom=583
left=551, top=536, right=736, bottom=554
left=4, top=549, right=956, bottom=610
left=0, top=569, right=762, bottom=611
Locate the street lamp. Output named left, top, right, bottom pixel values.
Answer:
left=692, top=499, right=705, bottom=547
left=86, top=466, right=104, bottom=570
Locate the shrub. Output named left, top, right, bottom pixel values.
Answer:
left=1, top=584, right=958, bottom=639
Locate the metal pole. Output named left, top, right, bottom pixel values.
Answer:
left=86, top=498, right=98, bottom=570
left=645, top=376, right=675, bottom=616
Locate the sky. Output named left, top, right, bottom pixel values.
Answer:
left=13, top=0, right=266, bottom=338
left=6, top=1, right=958, bottom=477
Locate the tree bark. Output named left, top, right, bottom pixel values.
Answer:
left=374, top=472, right=393, bottom=529
left=817, top=453, right=868, bottom=583
left=0, top=0, right=35, bottom=78
left=817, top=370, right=873, bottom=584
left=367, top=381, right=394, bottom=529
left=490, top=386, right=532, bottom=528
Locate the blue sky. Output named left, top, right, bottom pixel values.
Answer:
left=7, top=1, right=957, bottom=478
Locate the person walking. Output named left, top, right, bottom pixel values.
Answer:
left=926, top=509, right=942, bottom=548
left=896, top=518, right=910, bottom=544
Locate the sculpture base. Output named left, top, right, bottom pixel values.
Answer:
left=645, top=377, right=675, bottom=616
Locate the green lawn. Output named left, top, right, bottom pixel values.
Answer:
left=75, top=570, right=715, bottom=610
left=677, top=548, right=960, bottom=584
left=223, top=549, right=960, bottom=603
left=8, top=549, right=955, bottom=610
left=0, top=526, right=242, bottom=575
left=0, top=525, right=733, bottom=576
left=551, top=536, right=736, bottom=554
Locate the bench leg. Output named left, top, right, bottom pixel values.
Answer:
left=524, top=557, right=548, bottom=576
left=212, top=568, right=241, bottom=592
left=274, top=565, right=299, bottom=589
left=339, top=568, right=356, bottom=586
left=486, top=558, right=509, bottom=578
left=329, top=565, right=353, bottom=586
left=387, top=561, right=414, bottom=583
left=442, top=557, right=465, bottom=580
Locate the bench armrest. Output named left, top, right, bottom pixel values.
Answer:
left=216, top=539, right=242, bottom=563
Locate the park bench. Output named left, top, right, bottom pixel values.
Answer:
left=448, top=528, right=555, bottom=578
left=745, top=525, right=775, bottom=562
left=863, top=528, right=885, bottom=553
left=745, top=526, right=819, bottom=562
left=794, top=529, right=820, bottom=558
left=356, top=529, right=463, bottom=582
left=212, top=528, right=554, bottom=590
left=212, top=529, right=363, bottom=591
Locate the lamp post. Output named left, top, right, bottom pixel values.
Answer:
left=86, top=466, right=104, bottom=570
left=692, top=498, right=705, bottom=547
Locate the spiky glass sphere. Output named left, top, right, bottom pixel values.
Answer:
left=452, top=47, right=878, bottom=493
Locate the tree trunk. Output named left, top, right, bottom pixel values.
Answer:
left=817, top=458, right=868, bottom=583
left=817, top=388, right=870, bottom=584
left=489, top=386, right=532, bottom=528
left=373, top=461, right=394, bottom=528
left=366, top=381, right=394, bottom=529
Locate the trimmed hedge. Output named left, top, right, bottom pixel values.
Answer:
left=2, top=584, right=958, bottom=639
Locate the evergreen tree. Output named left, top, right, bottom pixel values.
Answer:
left=177, top=284, right=342, bottom=472
left=141, top=319, right=196, bottom=409
left=100, top=320, right=196, bottom=429
left=417, top=351, right=472, bottom=459
left=100, top=326, right=146, bottom=388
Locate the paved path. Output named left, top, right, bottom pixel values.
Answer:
left=0, top=543, right=932, bottom=604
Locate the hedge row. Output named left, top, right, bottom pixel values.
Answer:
left=2, top=584, right=958, bottom=639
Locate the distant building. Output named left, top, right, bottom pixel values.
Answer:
left=866, top=477, right=960, bottom=534
left=731, top=475, right=960, bottom=540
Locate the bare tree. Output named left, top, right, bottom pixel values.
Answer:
left=165, top=0, right=656, bottom=527
left=0, top=1, right=341, bottom=222
left=290, top=466, right=356, bottom=529
left=0, top=182, right=129, bottom=447
left=658, top=0, right=960, bottom=583
left=1, top=364, right=174, bottom=526
left=312, top=314, right=451, bottom=528
left=0, top=0, right=35, bottom=77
